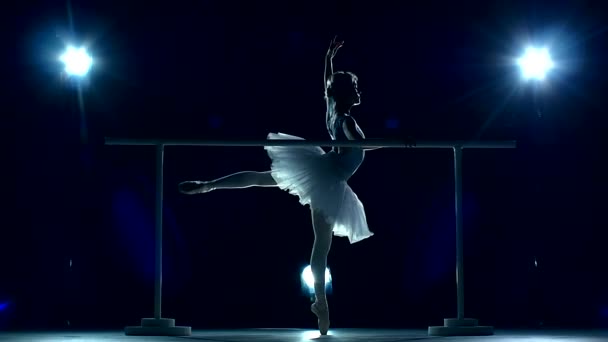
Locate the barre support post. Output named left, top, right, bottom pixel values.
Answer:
left=427, top=146, right=494, bottom=336
left=124, top=144, right=192, bottom=337
left=456, top=145, right=465, bottom=321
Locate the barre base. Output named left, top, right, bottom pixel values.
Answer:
left=428, top=318, right=493, bottom=336
left=125, top=318, right=191, bottom=336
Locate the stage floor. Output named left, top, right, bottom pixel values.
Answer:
left=1, top=329, right=607, bottom=341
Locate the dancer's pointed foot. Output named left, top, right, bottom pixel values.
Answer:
left=178, top=181, right=214, bottom=194
left=311, top=302, right=330, bottom=335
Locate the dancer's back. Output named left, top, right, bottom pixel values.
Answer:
left=327, top=114, right=365, bottom=180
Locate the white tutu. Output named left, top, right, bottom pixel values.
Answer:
left=264, top=132, right=373, bottom=244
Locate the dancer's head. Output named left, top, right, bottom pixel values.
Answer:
left=326, top=71, right=361, bottom=108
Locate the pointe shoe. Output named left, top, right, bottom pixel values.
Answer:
left=178, top=181, right=214, bottom=194
left=311, top=302, right=330, bottom=335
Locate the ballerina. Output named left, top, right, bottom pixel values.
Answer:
left=179, top=37, right=377, bottom=335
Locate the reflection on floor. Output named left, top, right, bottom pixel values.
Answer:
left=1, top=329, right=607, bottom=342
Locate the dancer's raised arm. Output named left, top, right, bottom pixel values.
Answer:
left=324, top=37, right=343, bottom=100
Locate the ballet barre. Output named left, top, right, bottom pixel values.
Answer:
left=104, top=137, right=516, bottom=337
left=105, top=137, right=515, bottom=149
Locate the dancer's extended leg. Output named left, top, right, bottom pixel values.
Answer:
left=179, top=171, right=277, bottom=194
left=309, top=208, right=333, bottom=335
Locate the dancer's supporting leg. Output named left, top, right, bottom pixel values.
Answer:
left=309, top=208, right=333, bottom=335
left=179, top=171, right=277, bottom=194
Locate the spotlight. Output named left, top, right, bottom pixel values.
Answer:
left=301, top=265, right=332, bottom=295
left=517, top=46, right=554, bottom=81
left=60, top=46, right=93, bottom=77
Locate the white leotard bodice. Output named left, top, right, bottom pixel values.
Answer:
left=327, top=115, right=365, bottom=180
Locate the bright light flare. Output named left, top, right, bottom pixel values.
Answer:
left=60, top=46, right=93, bottom=77
left=301, top=265, right=332, bottom=290
left=517, top=47, right=554, bottom=81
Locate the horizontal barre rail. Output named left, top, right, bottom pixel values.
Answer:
left=104, top=138, right=516, bottom=149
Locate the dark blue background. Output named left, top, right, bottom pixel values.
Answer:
left=2, top=0, right=606, bottom=331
